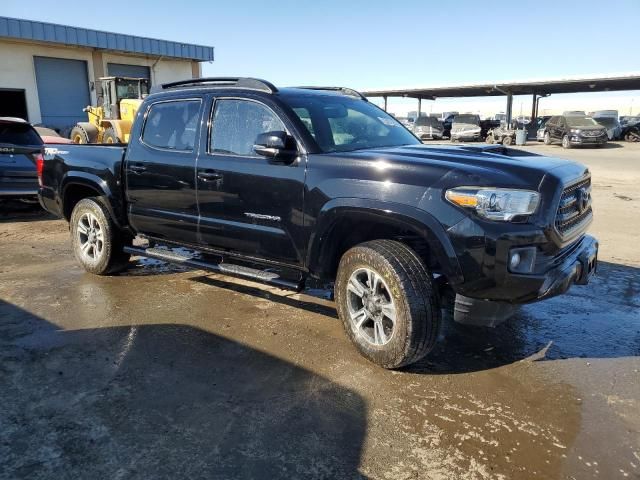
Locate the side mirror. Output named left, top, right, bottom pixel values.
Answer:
left=253, top=131, right=297, bottom=161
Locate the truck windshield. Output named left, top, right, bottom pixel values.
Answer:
left=415, top=117, right=440, bottom=127
left=285, top=93, right=420, bottom=153
left=566, top=116, right=599, bottom=127
left=453, top=115, right=480, bottom=125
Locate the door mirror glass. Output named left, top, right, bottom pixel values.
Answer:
left=253, top=130, right=296, bottom=159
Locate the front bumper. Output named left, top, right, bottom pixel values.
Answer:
left=451, top=133, right=481, bottom=141
left=569, top=134, right=607, bottom=146
left=419, top=133, right=443, bottom=140
left=534, top=234, right=598, bottom=300
left=449, top=215, right=598, bottom=304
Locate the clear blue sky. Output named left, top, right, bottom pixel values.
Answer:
left=4, top=0, right=639, bottom=90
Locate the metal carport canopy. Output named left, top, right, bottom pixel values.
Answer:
left=363, top=73, right=640, bottom=99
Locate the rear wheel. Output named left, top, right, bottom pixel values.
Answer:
left=70, top=126, right=90, bottom=144
left=562, top=135, right=572, bottom=149
left=70, top=198, right=131, bottom=275
left=102, top=127, right=120, bottom=144
left=485, top=134, right=495, bottom=144
left=502, top=135, right=513, bottom=146
left=543, top=131, right=552, bottom=145
left=335, top=240, right=441, bottom=369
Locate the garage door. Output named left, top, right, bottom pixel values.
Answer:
left=34, top=57, right=91, bottom=131
left=107, top=63, right=151, bottom=82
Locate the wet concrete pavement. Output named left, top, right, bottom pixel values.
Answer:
left=1, top=146, right=639, bottom=479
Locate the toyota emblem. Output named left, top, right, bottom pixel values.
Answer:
left=576, top=187, right=590, bottom=213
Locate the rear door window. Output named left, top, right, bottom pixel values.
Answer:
left=142, top=99, right=202, bottom=151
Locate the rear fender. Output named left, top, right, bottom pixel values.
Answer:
left=307, top=198, right=463, bottom=284
left=61, top=172, right=125, bottom=227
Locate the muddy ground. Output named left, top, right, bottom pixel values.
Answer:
left=1, top=143, right=639, bottom=479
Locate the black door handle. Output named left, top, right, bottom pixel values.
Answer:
left=129, top=164, right=147, bottom=173
left=198, top=170, right=222, bottom=181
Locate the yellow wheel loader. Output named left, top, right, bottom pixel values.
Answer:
left=70, top=76, right=149, bottom=144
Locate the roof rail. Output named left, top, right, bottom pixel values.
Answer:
left=294, top=86, right=368, bottom=101
left=157, top=77, right=278, bottom=94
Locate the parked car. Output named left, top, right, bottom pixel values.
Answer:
left=38, top=77, right=598, bottom=369
left=563, top=111, right=586, bottom=116
left=413, top=116, right=444, bottom=140
left=0, top=118, right=44, bottom=200
left=536, top=116, right=552, bottom=141
left=450, top=114, right=482, bottom=141
left=621, top=121, right=640, bottom=142
left=543, top=115, right=608, bottom=148
left=593, top=116, right=621, bottom=140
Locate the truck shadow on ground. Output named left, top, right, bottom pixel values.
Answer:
left=192, top=260, right=639, bottom=375
left=0, top=300, right=369, bottom=480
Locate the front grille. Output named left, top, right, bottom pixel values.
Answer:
left=555, top=176, right=592, bottom=238
left=582, top=130, right=603, bottom=137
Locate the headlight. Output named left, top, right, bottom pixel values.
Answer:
left=445, top=187, right=540, bottom=221
left=570, top=128, right=581, bottom=134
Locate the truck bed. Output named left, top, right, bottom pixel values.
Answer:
left=39, top=144, right=127, bottom=220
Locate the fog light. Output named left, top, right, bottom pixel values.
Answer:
left=509, top=252, right=521, bottom=270
left=508, top=247, right=537, bottom=273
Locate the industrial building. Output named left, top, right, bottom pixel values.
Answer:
left=0, top=16, right=214, bottom=131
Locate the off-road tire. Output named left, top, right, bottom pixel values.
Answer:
left=562, top=135, right=572, bottom=149
left=502, top=136, right=513, bottom=146
left=335, top=240, right=441, bottom=369
left=543, top=131, right=552, bottom=145
left=70, top=126, right=90, bottom=144
left=102, top=127, right=120, bottom=144
left=70, top=198, right=131, bottom=275
left=485, top=134, right=495, bottom=144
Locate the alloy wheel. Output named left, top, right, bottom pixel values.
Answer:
left=77, top=212, right=104, bottom=262
left=346, top=267, right=397, bottom=346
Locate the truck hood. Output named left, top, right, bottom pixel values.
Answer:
left=341, top=144, right=588, bottom=189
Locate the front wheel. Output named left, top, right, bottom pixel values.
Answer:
left=543, top=131, right=552, bottom=145
left=502, top=135, right=513, bottom=146
left=335, top=240, right=441, bottom=369
left=562, top=135, right=572, bottom=149
left=70, top=198, right=131, bottom=275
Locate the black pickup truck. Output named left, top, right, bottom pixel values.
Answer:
left=38, top=77, right=598, bottom=368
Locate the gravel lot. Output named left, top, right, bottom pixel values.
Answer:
left=1, top=142, right=639, bottom=479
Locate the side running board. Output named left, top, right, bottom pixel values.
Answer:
left=123, top=246, right=305, bottom=292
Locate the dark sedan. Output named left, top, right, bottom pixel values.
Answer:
left=543, top=115, right=607, bottom=148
